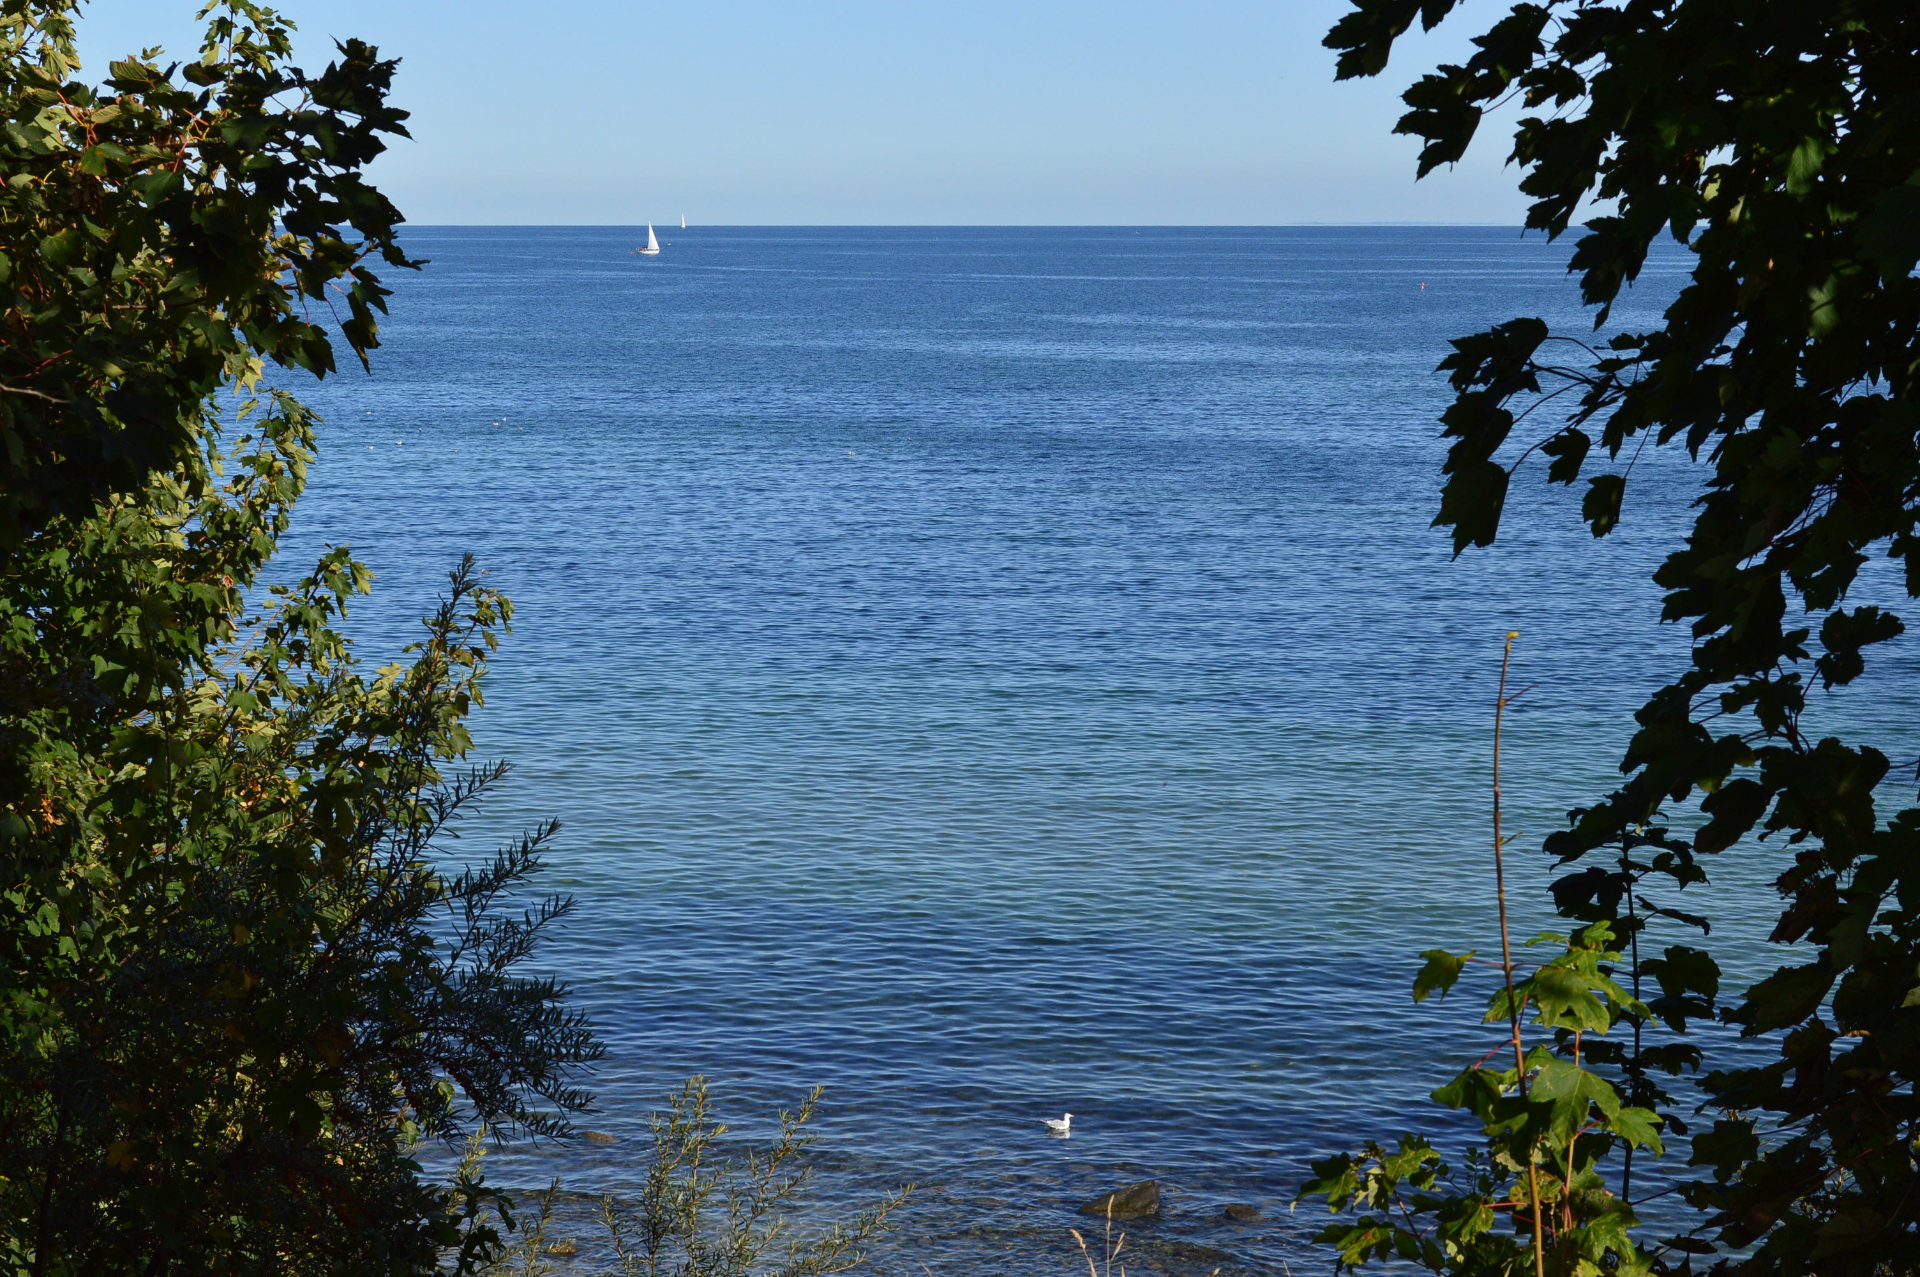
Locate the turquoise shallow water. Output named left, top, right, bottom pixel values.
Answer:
left=279, top=227, right=1914, bottom=1273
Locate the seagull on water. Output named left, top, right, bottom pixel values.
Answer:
left=1044, top=1113, right=1072, bottom=1136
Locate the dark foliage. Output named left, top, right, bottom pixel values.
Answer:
left=1308, top=3, right=1920, bottom=1274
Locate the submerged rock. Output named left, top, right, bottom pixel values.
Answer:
left=1133, top=1237, right=1237, bottom=1275
left=581, top=1130, right=617, bottom=1145
left=1223, top=1202, right=1262, bottom=1222
left=1078, top=1179, right=1161, bottom=1219
left=545, top=1238, right=578, bottom=1257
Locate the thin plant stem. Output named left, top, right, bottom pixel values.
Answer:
left=1565, top=1029, right=1582, bottom=1233
left=1070, top=1230, right=1098, bottom=1277
left=1624, top=831, right=1642, bottom=1204
left=1494, top=630, right=1547, bottom=1277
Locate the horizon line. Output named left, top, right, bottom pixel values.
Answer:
left=395, top=221, right=1535, bottom=230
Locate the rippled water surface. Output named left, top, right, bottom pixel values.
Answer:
left=279, top=228, right=1907, bottom=1274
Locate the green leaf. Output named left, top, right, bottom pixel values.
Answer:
left=1857, top=180, right=1920, bottom=274
left=1695, top=776, right=1769, bottom=853
left=1581, top=473, right=1624, bottom=537
left=1689, top=1119, right=1758, bottom=1182
left=1412, top=949, right=1474, bottom=1002
left=1434, top=452, right=1511, bottom=553
left=1815, top=606, right=1904, bottom=689
left=1541, top=427, right=1591, bottom=485
left=1524, top=964, right=1612, bottom=1033
left=1606, top=1105, right=1664, bottom=1154
left=1784, top=136, right=1832, bottom=195
left=130, top=169, right=183, bottom=203
left=1742, top=959, right=1834, bottom=1033
left=1530, top=1059, right=1622, bottom=1143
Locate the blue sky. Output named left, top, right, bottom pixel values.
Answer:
left=76, top=0, right=1530, bottom=225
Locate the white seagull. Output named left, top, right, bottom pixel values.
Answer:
left=1044, top=1113, right=1073, bottom=1136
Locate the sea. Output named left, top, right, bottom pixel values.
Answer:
left=276, top=227, right=1916, bottom=1275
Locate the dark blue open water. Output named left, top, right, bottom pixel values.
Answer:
left=279, top=228, right=1915, bottom=1275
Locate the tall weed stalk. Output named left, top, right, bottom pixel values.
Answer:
left=459, top=1079, right=907, bottom=1277
left=1295, top=634, right=1686, bottom=1276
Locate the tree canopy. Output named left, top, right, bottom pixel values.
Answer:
left=0, top=0, right=410, bottom=546
left=1305, top=3, right=1920, bottom=1274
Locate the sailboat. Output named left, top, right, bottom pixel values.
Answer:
left=636, top=223, right=661, bottom=256
left=680, top=214, right=687, bottom=229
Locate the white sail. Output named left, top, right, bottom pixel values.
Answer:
left=681, top=214, right=686, bottom=229
left=639, top=222, right=660, bottom=255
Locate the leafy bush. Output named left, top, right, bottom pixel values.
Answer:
left=0, top=4, right=600, bottom=1271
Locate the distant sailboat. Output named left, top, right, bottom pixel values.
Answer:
left=637, top=223, right=661, bottom=256
left=680, top=214, right=687, bottom=229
